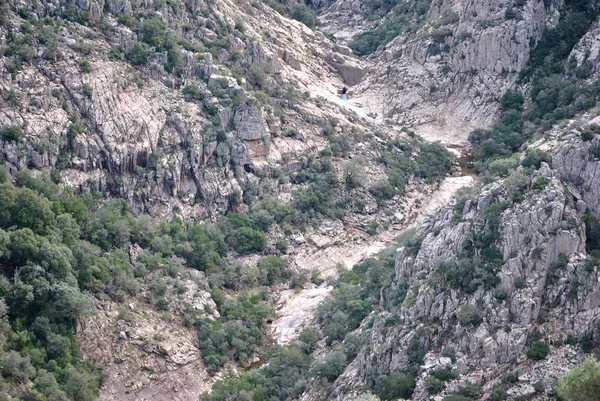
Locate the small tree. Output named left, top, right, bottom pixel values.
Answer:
left=374, top=371, right=415, bottom=400
left=291, top=4, right=316, bottom=28
left=343, top=159, right=366, bottom=189
left=456, top=304, right=482, bottom=326
left=556, top=358, right=600, bottom=401
left=527, top=341, right=549, bottom=360
left=315, top=351, right=346, bottom=382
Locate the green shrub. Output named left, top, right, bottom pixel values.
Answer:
left=229, top=227, right=266, bottom=254
left=140, top=19, right=166, bottom=47
left=315, top=351, right=346, bottom=382
left=126, top=42, right=149, bottom=65
left=556, top=357, right=600, bottom=401
left=298, top=330, right=318, bottom=353
left=1, top=125, right=22, bottom=141
left=267, top=1, right=287, bottom=15
left=257, top=255, right=290, bottom=285
left=425, top=376, right=445, bottom=394
left=79, top=59, right=92, bottom=73
left=580, top=124, right=599, bottom=141
left=490, top=386, right=508, bottom=401
left=432, top=367, right=456, bottom=381
left=527, top=341, right=549, bottom=360
left=291, top=4, right=316, bottom=28
left=374, top=371, right=416, bottom=400
left=522, top=149, right=551, bottom=169
left=456, top=304, right=483, bottom=326
left=117, top=13, right=132, bottom=26
left=67, top=121, right=84, bottom=138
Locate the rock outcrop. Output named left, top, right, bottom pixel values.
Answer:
left=323, top=0, right=552, bottom=144
left=320, top=159, right=600, bottom=400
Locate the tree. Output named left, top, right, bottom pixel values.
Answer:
left=140, top=19, right=166, bottom=46
left=126, top=42, right=149, bottom=65
left=374, top=371, right=416, bottom=400
left=291, top=4, right=316, bottom=28
left=52, top=283, right=96, bottom=322
left=1, top=351, right=35, bottom=383
left=257, top=256, right=288, bottom=285
left=8, top=228, right=38, bottom=266
left=343, top=159, right=366, bottom=189
left=37, top=240, right=74, bottom=281
left=11, top=188, right=56, bottom=235
left=0, top=182, right=17, bottom=227
left=62, top=365, right=98, bottom=401
left=229, top=227, right=266, bottom=254
left=315, top=351, right=346, bottom=382
left=527, top=341, right=549, bottom=360
left=556, top=358, right=600, bottom=401
left=0, top=229, right=9, bottom=260
left=298, top=330, right=318, bottom=353
left=56, top=214, right=80, bottom=246
left=34, top=369, right=64, bottom=399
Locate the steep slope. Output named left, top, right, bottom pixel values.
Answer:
left=0, top=0, right=373, bottom=218
left=321, top=0, right=552, bottom=144
left=296, top=107, right=600, bottom=401
left=0, top=0, right=458, bottom=400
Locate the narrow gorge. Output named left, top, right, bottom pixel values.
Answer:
left=0, top=0, right=599, bottom=401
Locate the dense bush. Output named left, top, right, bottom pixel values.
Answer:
left=203, top=344, right=313, bottom=401
left=291, top=4, right=317, bottom=28
left=373, top=371, right=416, bottom=400
left=456, top=304, right=483, bottom=326
left=0, top=125, right=22, bottom=141
left=521, top=149, right=551, bottom=169
left=527, top=341, right=549, bottom=360
left=228, top=226, right=266, bottom=254
left=556, top=357, right=600, bottom=401
left=196, top=293, right=274, bottom=371
left=126, top=42, right=149, bottom=65
left=315, top=351, right=346, bottom=382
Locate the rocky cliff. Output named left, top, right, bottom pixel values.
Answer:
left=306, top=111, right=600, bottom=400
left=0, top=0, right=382, bottom=219
left=322, top=0, right=558, bottom=144
left=2, top=0, right=600, bottom=400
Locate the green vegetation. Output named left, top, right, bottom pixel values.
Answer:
left=203, top=344, right=312, bottom=401
left=291, top=4, right=317, bottom=29
left=79, top=59, right=92, bottom=73
left=470, top=0, right=600, bottom=173
left=0, top=169, right=307, bottom=398
left=425, top=367, right=455, bottom=394
left=527, top=341, right=550, bottom=360
left=0, top=172, right=102, bottom=400
left=196, top=292, right=274, bottom=371
left=373, top=371, right=416, bottom=400
left=317, top=247, right=399, bottom=345
left=556, top=357, right=600, bottom=401
left=0, top=125, right=22, bottom=141
left=349, top=0, right=433, bottom=56
left=456, top=304, right=483, bottom=326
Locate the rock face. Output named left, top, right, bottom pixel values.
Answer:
left=546, top=131, right=600, bottom=218
left=570, top=19, right=600, bottom=79
left=323, top=0, right=552, bottom=144
left=0, top=0, right=369, bottom=219
left=77, top=272, right=218, bottom=401
left=321, top=160, right=600, bottom=400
